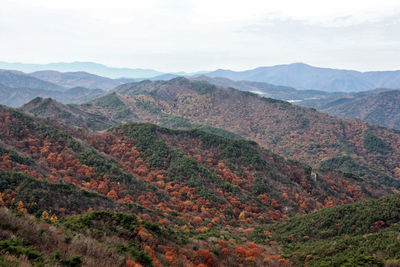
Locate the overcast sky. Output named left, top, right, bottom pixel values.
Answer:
left=1, top=0, right=400, bottom=72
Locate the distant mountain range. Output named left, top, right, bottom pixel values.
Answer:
left=30, top=70, right=123, bottom=90
left=0, top=61, right=163, bottom=79
left=206, top=63, right=400, bottom=92
left=194, top=75, right=346, bottom=102
left=3, top=61, right=400, bottom=92
left=0, top=69, right=65, bottom=91
left=0, top=69, right=104, bottom=106
left=299, top=88, right=400, bottom=130
left=3, top=65, right=400, bottom=132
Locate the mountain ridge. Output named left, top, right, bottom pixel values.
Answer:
left=30, top=70, right=122, bottom=90
left=4, top=61, right=400, bottom=92
left=23, top=77, right=400, bottom=191
left=3, top=80, right=400, bottom=266
left=206, top=63, right=400, bottom=92
left=0, top=61, right=163, bottom=79
left=0, top=69, right=105, bottom=107
left=319, top=89, right=400, bottom=130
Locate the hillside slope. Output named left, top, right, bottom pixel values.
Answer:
left=315, top=89, right=400, bottom=130
left=257, top=193, right=400, bottom=266
left=52, top=77, right=400, bottom=190
left=0, top=69, right=65, bottom=91
left=21, top=97, right=116, bottom=130
left=194, top=75, right=345, bottom=101
left=0, top=69, right=105, bottom=107
left=1, top=105, right=381, bottom=220
left=30, top=70, right=123, bottom=90
left=1, top=104, right=391, bottom=266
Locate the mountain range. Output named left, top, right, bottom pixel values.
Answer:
left=3, top=65, right=400, bottom=134
left=3, top=61, right=400, bottom=92
left=0, top=61, right=163, bottom=79
left=206, top=63, right=400, bottom=92
left=30, top=70, right=124, bottom=90
left=2, top=91, right=400, bottom=265
left=2, top=70, right=400, bottom=265
left=298, top=88, right=400, bottom=130
left=1, top=103, right=385, bottom=266
left=194, top=75, right=346, bottom=102
left=189, top=76, right=400, bottom=131
left=0, top=69, right=65, bottom=92
left=22, top=78, right=400, bottom=192
left=0, top=70, right=104, bottom=107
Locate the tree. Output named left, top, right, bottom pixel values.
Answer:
left=17, top=200, right=27, bottom=213
left=41, top=210, right=50, bottom=220
left=50, top=214, right=58, bottom=223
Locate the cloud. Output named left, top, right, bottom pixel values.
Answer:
left=0, top=0, right=400, bottom=72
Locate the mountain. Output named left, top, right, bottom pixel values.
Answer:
left=115, top=77, right=140, bottom=84
left=0, top=69, right=65, bottom=91
left=25, top=77, right=400, bottom=192
left=0, top=69, right=105, bottom=107
left=205, top=63, right=400, bottom=92
left=4, top=61, right=400, bottom=91
left=263, top=192, right=400, bottom=266
left=0, top=104, right=386, bottom=266
left=150, top=73, right=180, bottom=81
left=194, top=75, right=346, bottom=101
left=21, top=97, right=115, bottom=130
left=30, top=70, right=122, bottom=90
left=0, top=61, right=163, bottom=79
left=300, top=89, right=400, bottom=130
left=0, top=84, right=104, bottom=107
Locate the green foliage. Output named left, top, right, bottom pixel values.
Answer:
left=136, top=100, right=161, bottom=114
left=114, top=106, right=131, bottom=119
left=28, top=97, right=43, bottom=105
left=0, top=146, right=33, bottom=165
left=78, top=149, right=155, bottom=196
left=116, top=243, right=153, bottom=266
left=29, top=98, right=53, bottom=116
left=319, top=156, right=367, bottom=176
left=62, top=210, right=138, bottom=232
left=170, top=128, right=266, bottom=170
left=252, top=173, right=271, bottom=195
left=62, top=210, right=172, bottom=266
left=259, top=193, right=400, bottom=266
left=319, top=156, right=400, bottom=190
left=60, top=256, right=83, bottom=267
left=270, top=194, right=400, bottom=242
left=159, top=113, right=242, bottom=139
left=0, top=238, right=42, bottom=263
left=171, top=77, right=216, bottom=95
left=94, top=93, right=125, bottom=109
left=0, top=170, right=117, bottom=217
left=112, top=123, right=243, bottom=203
left=160, top=113, right=193, bottom=128
left=364, top=130, right=392, bottom=154
left=191, top=80, right=217, bottom=95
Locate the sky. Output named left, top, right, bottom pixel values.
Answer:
left=1, top=0, right=400, bottom=72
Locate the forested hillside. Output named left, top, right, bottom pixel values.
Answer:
left=0, top=104, right=394, bottom=266
left=28, top=77, right=400, bottom=191
left=257, top=193, right=400, bottom=266
left=305, top=89, right=400, bottom=130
